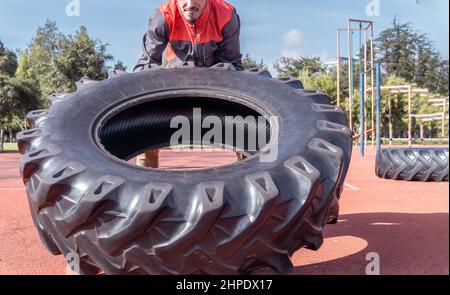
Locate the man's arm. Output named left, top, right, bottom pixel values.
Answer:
left=133, top=9, right=170, bottom=72
left=215, top=9, right=244, bottom=71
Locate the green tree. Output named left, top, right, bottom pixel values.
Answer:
left=56, top=26, right=113, bottom=84
left=0, top=40, right=18, bottom=76
left=0, top=74, right=41, bottom=150
left=328, top=59, right=361, bottom=104
left=114, top=60, right=127, bottom=71
left=2, top=21, right=115, bottom=149
left=299, top=70, right=337, bottom=103
left=241, top=54, right=265, bottom=70
left=274, top=57, right=324, bottom=78
left=15, top=52, right=32, bottom=80
left=414, top=33, right=441, bottom=93
left=376, top=19, right=418, bottom=82
left=436, top=60, right=449, bottom=95
left=16, top=21, right=113, bottom=99
left=15, top=21, right=64, bottom=98
left=376, top=19, right=448, bottom=95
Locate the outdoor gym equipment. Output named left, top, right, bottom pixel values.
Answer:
left=336, top=18, right=448, bottom=181
left=374, top=66, right=449, bottom=182
left=372, top=85, right=448, bottom=146
left=337, top=19, right=375, bottom=154
left=16, top=64, right=352, bottom=275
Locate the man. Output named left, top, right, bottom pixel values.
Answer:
left=134, top=0, right=244, bottom=168
left=134, top=0, right=244, bottom=71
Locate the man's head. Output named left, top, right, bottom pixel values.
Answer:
left=177, top=0, right=208, bottom=23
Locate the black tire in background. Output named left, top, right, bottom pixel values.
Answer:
left=17, top=64, right=352, bottom=275
left=376, top=148, right=449, bottom=182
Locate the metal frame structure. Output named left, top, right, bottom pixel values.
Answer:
left=337, top=19, right=375, bottom=150
left=429, top=97, right=449, bottom=139
left=337, top=19, right=447, bottom=155
left=414, top=112, right=447, bottom=142
left=375, top=85, right=448, bottom=146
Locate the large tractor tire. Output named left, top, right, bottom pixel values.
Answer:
left=17, top=64, right=352, bottom=275
left=376, top=148, right=449, bottom=182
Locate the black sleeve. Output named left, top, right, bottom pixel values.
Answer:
left=133, top=9, right=170, bottom=72
left=215, top=9, right=244, bottom=71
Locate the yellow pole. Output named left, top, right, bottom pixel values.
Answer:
left=420, top=120, right=424, bottom=141
left=389, top=94, right=393, bottom=146
left=443, top=99, right=447, bottom=138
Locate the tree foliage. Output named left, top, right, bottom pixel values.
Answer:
left=1, top=20, right=114, bottom=149
left=299, top=70, right=337, bottom=103
left=0, top=40, right=18, bottom=76
left=241, top=54, right=265, bottom=70
left=376, top=19, right=447, bottom=95
left=56, top=26, right=112, bottom=82
left=0, top=74, right=41, bottom=149
left=16, top=20, right=113, bottom=99
left=114, top=60, right=128, bottom=71
left=273, top=57, right=324, bottom=78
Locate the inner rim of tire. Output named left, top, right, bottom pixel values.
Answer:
left=93, top=89, right=273, bottom=166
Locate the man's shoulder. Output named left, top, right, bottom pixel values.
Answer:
left=157, top=0, right=177, bottom=19
left=158, top=0, right=172, bottom=12
left=211, top=0, right=236, bottom=14
left=210, top=0, right=237, bottom=28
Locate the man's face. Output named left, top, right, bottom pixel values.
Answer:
left=177, top=0, right=207, bottom=23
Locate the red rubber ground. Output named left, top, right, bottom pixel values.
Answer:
left=0, top=147, right=448, bottom=275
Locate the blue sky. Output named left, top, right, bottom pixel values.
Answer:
left=0, top=0, right=448, bottom=73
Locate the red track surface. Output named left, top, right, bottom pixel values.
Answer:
left=0, top=148, right=448, bottom=275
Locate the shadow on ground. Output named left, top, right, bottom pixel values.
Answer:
left=291, top=212, right=449, bottom=275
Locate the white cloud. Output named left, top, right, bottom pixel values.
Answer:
left=281, top=29, right=303, bottom=58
